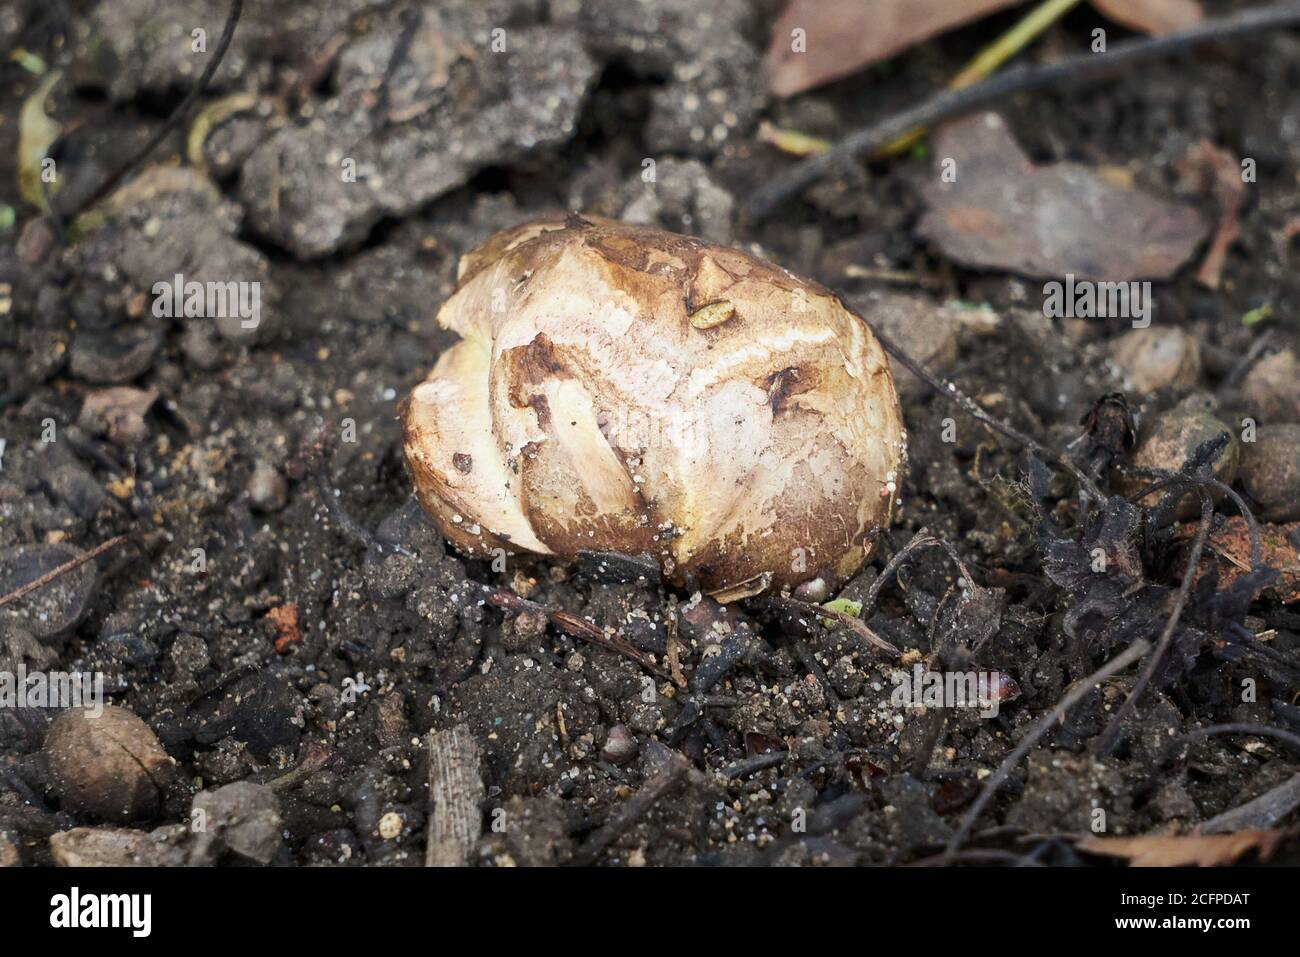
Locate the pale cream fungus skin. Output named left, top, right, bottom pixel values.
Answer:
left=402, top=214, right=906, bottom=595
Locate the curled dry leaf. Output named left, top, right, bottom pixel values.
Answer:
left=402, top=215, right=906, bottom=595
left=1079, top=829, right=1295, bottom=866
left=917, top=112, right=1209, bottom=280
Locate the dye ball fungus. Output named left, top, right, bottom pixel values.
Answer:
left=402, top=215, right=906, bottom=597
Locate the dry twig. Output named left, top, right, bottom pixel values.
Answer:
left=425, top=725, right=485, bottom=867
left=573, top=752, right=690, bottom=865
left=485, top=587, right=670, bottom=679
left=0, top=535, right=129, bottom=609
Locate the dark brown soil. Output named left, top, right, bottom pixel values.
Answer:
left=1, top=0, right=1298, bottom=867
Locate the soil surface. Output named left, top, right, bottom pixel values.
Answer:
left=1, top=0, right=1298, bottom=866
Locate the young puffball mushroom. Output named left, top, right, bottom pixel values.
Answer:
left=402, top=214, right=905, bottom=597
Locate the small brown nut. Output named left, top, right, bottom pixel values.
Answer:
left=402, top=216, right=906, bottom=596
left=44, top=705, right=173, bottom=821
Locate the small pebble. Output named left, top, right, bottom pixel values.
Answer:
left=1241, top=349, right=1300, bottom=424
left=600, top=724, right=639, bottom=765
left=1124, top=396, right=1237, bottom=517
left=1239, top=424, right=1300, bottom=522
left=247, top=461, right=288, bottom=512
left=378, top=811, right=403, bottom=840
left=503, top=609, right=548, bottom=651
left=191, top=781, right=283, bottom=864
left=1110, top=327, right=1201, bottom=395
left=48, top=826, right=189, bottom=867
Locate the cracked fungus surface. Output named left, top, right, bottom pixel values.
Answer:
left=402, top=215, right=906, bottom=593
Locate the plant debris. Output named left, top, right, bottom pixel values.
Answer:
left=917, top=112, right=1209, bottom=280
left=1079, top=829, right=1296, bottom=867
left=764, top=0, right=1205, bottom=98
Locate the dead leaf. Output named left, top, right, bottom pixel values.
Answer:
left=766, top=0, right=1018, bottom=98
left=917, top=112, right=1208, bottom=280
left=765, top=0, right=1205, bottom=97
left=709, top=570, right=774, bottom=603
left=1080, top=829, right=1294, bottom=866
left=1092, top=0, right=1202, bottom=35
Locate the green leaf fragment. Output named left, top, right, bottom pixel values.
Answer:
left=18, top=70, right=63, bottom=212
left=819, top=597, right=863, bottom=626
left=1241, top=304, right=1272, bottom=327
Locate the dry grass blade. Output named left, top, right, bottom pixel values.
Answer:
left=0, top=535, right=129, bottom=609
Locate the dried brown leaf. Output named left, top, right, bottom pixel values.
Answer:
left=1079, top=829, right=1294, bottom=866
left=916, top=112, right=1208, bottom=280
left=765, top=0, right=1018, bottom=98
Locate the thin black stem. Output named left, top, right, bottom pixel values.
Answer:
left=58, top=0, right=244, bottom=223
left=1175, top=723, right=1300, bottom=756
left=868, top=322, right=1106, bottom=504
